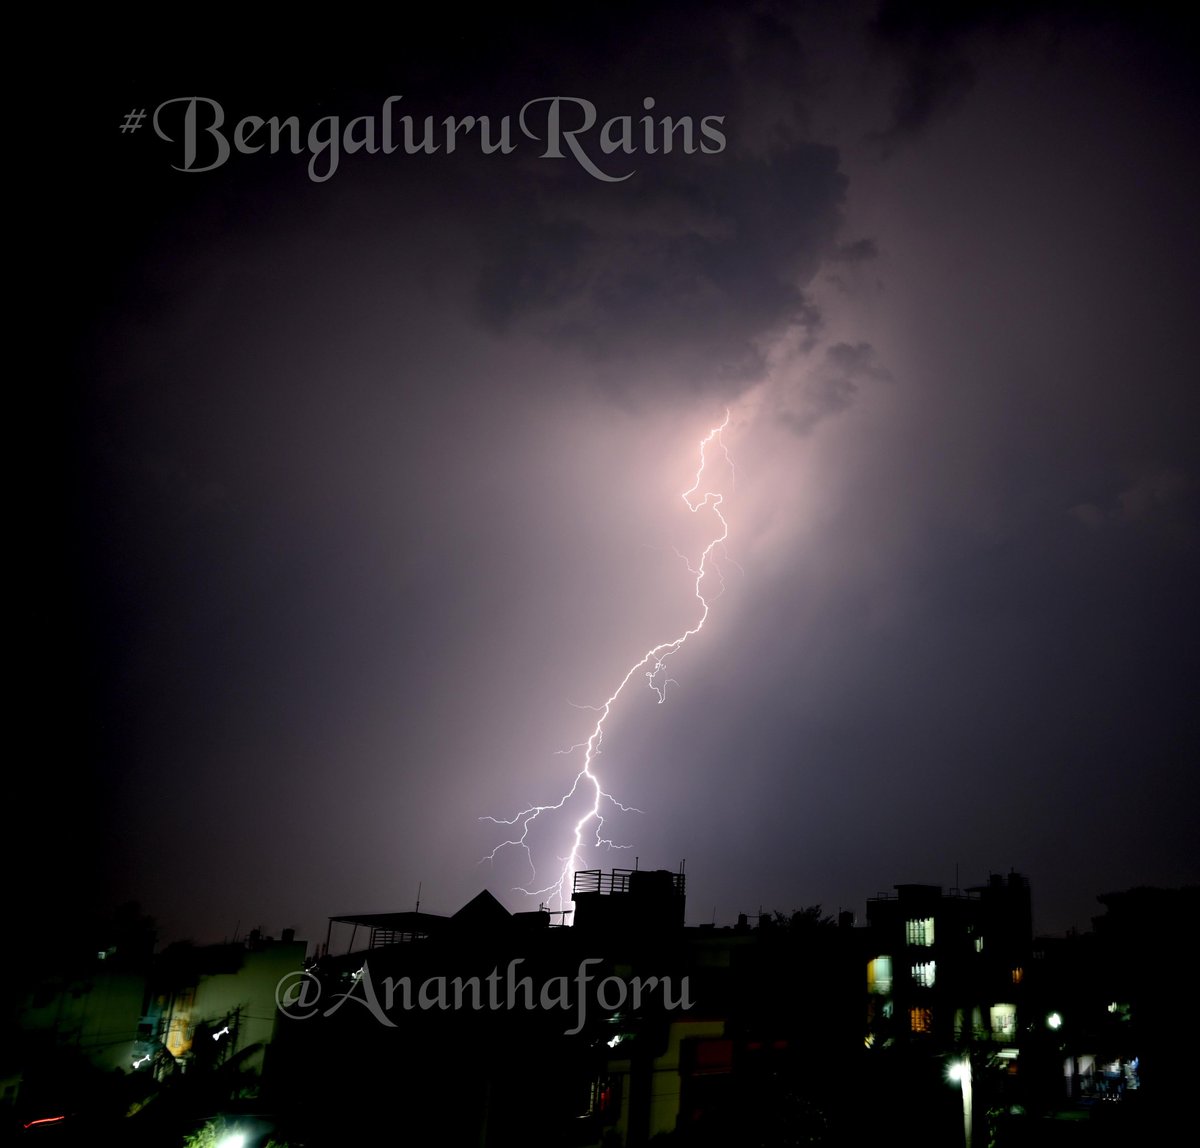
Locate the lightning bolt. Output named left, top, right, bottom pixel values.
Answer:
left=482, top=410, right=735, bottom=916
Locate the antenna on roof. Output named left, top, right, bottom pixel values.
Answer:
left=415, top=882, right=422, bottom=914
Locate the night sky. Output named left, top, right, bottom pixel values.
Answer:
left=31, top=2, right=1198, bottom=948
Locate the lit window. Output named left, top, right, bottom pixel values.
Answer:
left=1011, top=967, right=1024, bottom=985
left=906, top=917, right=935, bottom=947
left=867, top=956, right=893, bottom=995
left=910, top=1007, right=933, bottom=1033
left=912, top=961, right=936, bottom=988
left=975, top=937, right=984, bottom=953
left=990, top=1004, right=1017, bottom=1038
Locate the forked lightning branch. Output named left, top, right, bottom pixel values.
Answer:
left=482, top=412, right=735, bottom=915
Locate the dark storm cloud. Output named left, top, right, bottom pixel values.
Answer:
left=64, top=3, right=858, bottom=403
left=879, top=52, right=976, bottom=144
left=867, top=0, right=1019, bottom=143
left=473, top=144, right=846, bottom=393
left=396, top=1, right=854, bottom=398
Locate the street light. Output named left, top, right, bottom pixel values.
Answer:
left=946, top=1055, right=972, bottom=1148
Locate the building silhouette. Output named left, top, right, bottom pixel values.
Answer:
left=9, top=873, right=1188, bottom=1144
